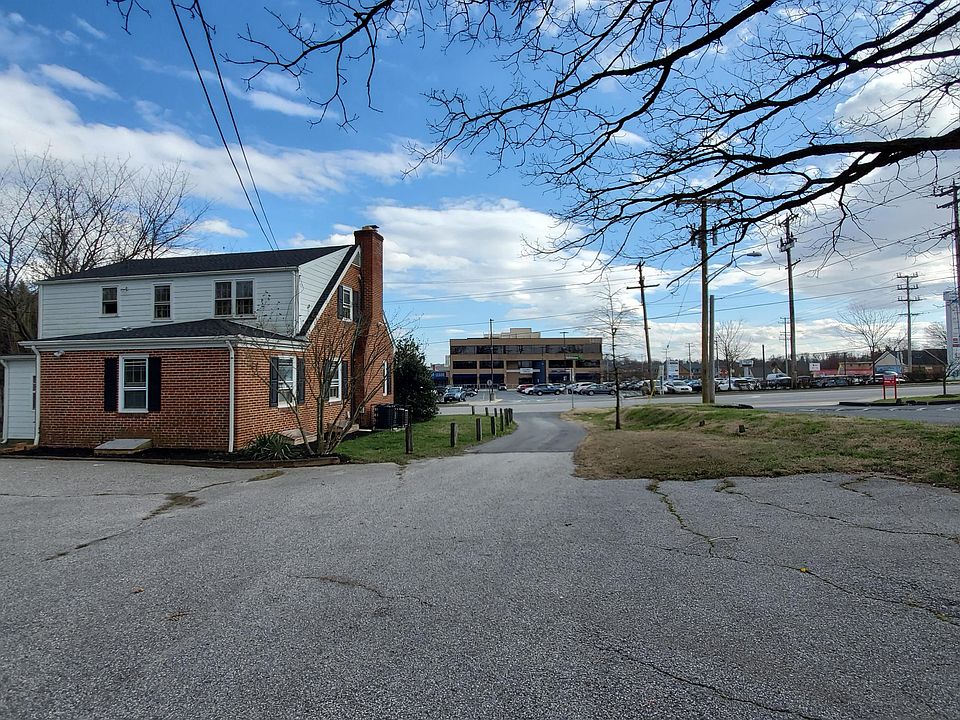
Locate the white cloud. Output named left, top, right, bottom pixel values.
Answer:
left=0, top=67, right=447, bottom=205
left=75, top=17, right=106, bottom=40
left=195, top=218, right=247, bottom=238
left=38, top=64, right=118, bottom=99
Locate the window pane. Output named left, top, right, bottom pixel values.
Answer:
left=215, top=282, right=232, bottom=299
left=123, top=389, right=147, bottom=409
left=235, top=298, right=253, bottom=315
left=277, top=358, right=295, bottom=404
left=154, top=285, right=170, bottom=302
left=102, top=286, right=118, bottom=314
left=124, top=360, right=147, bottom=388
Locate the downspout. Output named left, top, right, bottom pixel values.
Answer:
left=30, top=347, right=40, bottom=446
left=1, top=358, right=9, bottom=443
left=226, top=340, right=235, bottom=454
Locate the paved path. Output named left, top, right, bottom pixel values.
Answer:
left=1, top=448, right=958, bottom=719
left=472, top=412, right=585, bottom=453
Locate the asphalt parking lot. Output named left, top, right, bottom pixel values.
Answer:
left=1, top=450, right=957, bottom=719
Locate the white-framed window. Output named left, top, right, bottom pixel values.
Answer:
left=338, top=286, right=354, bottom=321
left=276, top=357, right=296, bottom=407
left=214, top=279, right=255, bottom=317
left=120, top=356, right=148, bottom=413
left=153, top=284, right=172, bottom=320
left=101, top=286, right=118, bottom=316
left=327, top=360, right=342, bottom=402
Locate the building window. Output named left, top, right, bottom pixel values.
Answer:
left=101, top=286, right=118, bottom=315
left=327, top=360, right=342, bottom=402
left=215, top=280, right=254, bottom=317
left=276, top=357, right=296, bottom=407
left=120, top=357, right=148, bottom=412
left=154, top=284, right=171, bottom=320
left=338, top=286, right=354, bottom=321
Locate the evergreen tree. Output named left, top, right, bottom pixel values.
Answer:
left=393, top=337, right=438, bottom=422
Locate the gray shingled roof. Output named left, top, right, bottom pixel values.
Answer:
left=45, top=319, right=301, bottom=343
left=44, top=246, right=351, bottom=282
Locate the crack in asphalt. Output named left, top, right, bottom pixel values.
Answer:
left=593, top=636, right=831, bottom=720
left=41, top=470, right=287, bottom=561
left=644, top=484, right=959, bottom=627
left=836, top=477, right=875, bottom=499
left=290, top=574, right=434, bottom=607
left=725, top=487, right=960, bottom=546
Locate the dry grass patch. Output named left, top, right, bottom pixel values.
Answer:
left=573, top=405, right=960, bottom=487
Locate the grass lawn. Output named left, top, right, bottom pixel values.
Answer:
left=572, top=405, right=960, bottom=488
left=338, top=413, right=515, bottom=463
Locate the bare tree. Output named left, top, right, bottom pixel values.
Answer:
left=714, top=321, right=752, bottom=379
left=840, top=305, right=900, bottom=371
left=171, top=0, right=960, bottom=263
left=245, top=303, right=397, bottom=456
left=0, top=154, right=205, bottom=346
left=588, top=278, right=634, bottom=430
left=926, top=321, right=948, bottom=348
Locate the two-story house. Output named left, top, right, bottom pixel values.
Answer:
left=6, top=226, right=393, bottom=452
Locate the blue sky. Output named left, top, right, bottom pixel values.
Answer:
left=2, top=2, right=957, bottom=365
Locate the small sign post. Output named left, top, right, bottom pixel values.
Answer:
left=882, top=374, right=898, bottom=401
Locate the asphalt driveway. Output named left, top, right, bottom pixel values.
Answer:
left=1, top=449, right=957, bottom=719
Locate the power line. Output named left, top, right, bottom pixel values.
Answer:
left=170, top=1, right=278, bottom=251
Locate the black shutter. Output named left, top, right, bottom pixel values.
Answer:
left=147, top=357, right=162, bottom=412
left=341, top=360, right=349, bottom=398
left=269, top=357, right=279, bottom=407
left=103, top=358, right=118, bottom=412
left=337, top=286, right=346, bottom=319
left=386, top=362, right=392, bottom=394
left=296, top=357, right=305, bottom=404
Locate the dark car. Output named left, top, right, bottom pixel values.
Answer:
left=526, top=383, right=563, bottom=396
left=578, top=383, right=615, bottom=395
left=442, top=386, right=466, bottom=402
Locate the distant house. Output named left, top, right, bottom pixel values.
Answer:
left=6, top=226, right=393, bottom=451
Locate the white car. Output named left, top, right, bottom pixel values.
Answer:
left=663, top=380, right=693, bottom=394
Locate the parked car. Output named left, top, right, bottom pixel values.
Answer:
left=464, top=387, right=479, bottom=397
left=442, top=386, right=466, bottom=402
left=765, top=372, right=792, bottom=389
left=732, top=377, right=760, bottom=390
left=663, top=380, right=693, bottom=394
left=524, top=383, right=564, bottom=395
left=578, top=383, right=615, bottom=395
left=567, top=382, right=593, bottom=393
left=516, top=384, right=534, bottom=393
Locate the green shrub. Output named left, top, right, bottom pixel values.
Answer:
left=243, top=432, right=300, bottom=461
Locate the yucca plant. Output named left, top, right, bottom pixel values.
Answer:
left=244, top=432, right=300, bottom=461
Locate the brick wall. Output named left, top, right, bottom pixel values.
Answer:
left=39, top=348, right=230, bottom=450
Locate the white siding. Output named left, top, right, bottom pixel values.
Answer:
left=2, top=358, right=35, bottom=441
left=40, top=270, right=298, bottom=338
left=296, top=247, right=353, bottom=331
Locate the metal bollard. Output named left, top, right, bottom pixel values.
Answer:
left=499, top=410, right=504, bottom=432
left=490, top=415, right=496, bottom=436
left=485, top=407, right=489, bottom=416
left=450, top=422, right=458, bottom=447
left=475, top=417, right=482, bottom=441
left=405, top=424, right=413, bottom=454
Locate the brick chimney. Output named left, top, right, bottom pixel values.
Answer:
left=354, top=225, right=384, bottom=323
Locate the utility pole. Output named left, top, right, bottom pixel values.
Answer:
left=934, top=181, right=960, bottom=298
left=780, top=317, right=790, bottom=375
left=781, top=216, right=799, bottom=389
left=628, top=260, right=660, bottom=392
left=678, top=197, right=732, bottom=404
left=897, top=273, right=921, bottom=373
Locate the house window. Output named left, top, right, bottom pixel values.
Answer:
left=120, top=357, right=148, bottom=412
left=276, top=357, right=296, bottom=407
left=214, top=280, right=254, bottom=317
left=327, top=360, right=342, bottom=401
left=338, top=286, right=354, bottom=321
left=235, top=280, right=254, bottom=315
left=154, top=284, right=171, bottom=320
left=102, top=286, right=118, bottom=315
